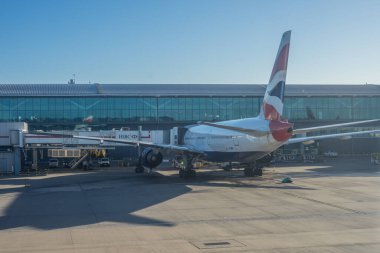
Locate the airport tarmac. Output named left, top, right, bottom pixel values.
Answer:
left=0, top=158, right=379, bottom=253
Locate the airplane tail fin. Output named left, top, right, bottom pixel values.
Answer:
left=260, top=30, right=291, bottom=120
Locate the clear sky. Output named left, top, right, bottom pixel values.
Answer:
left=0, top=0, right=379, bottom=84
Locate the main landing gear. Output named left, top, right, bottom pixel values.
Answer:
left=178, top=155, right=196, bottom=179
left=179, top=169, right=196, bottom=179
left=244, top=163, right=263, bottom=177
left=223, top=162, right=233, bottom=171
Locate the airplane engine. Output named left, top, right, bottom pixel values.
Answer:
left=140, top=148, right=163, bottom=169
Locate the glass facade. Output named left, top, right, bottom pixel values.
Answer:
left=0, top=97, right=260, bottom=124
left=283, top=97, right=380, bottom=120
left=0, top=96, right=379, bottom=126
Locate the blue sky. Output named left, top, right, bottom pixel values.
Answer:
left=0, top=0, right=379, bottom=84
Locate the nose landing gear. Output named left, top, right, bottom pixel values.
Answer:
left=135, top=164, right=144, bottom=173
left=178, top=155, right=196, bottom=179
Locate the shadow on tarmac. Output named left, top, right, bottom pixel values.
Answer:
left=0, top=170, right=190, bottom=230
left=274, top=158, right=380, bottom=178
left=1, top=158, right=374, bottom=231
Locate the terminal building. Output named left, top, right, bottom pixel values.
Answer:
left=0, top=83, right=379, bottom=130
left=0, top=83, right=379, bottom=174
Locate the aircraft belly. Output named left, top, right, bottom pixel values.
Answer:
left=203, top=139, right=280, bottom=163
left=204, top=151, right=270, bottom=163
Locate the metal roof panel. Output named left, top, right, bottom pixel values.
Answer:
left=0, top=83, right=378, bottom=97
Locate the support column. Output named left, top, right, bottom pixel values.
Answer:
left=13, top=148, right=21, bottom=175
left=137, top=126, right=142, bottom=157
left=299, top=133, right=306, bottom=161
left=32, top=148, right=38, bottom=171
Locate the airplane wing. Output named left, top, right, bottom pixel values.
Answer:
left=71, top=135, right=204, bottom=154
left=286, top=129, right=380, bottom=145
left=292, top=119, right=380, bottom=135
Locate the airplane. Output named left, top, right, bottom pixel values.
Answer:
left=69, top=30, right=380, bottom=178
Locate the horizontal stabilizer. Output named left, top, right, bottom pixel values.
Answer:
left=292, top=119, right=380, bottom=135
left=286, top=129, right=380, bottom=145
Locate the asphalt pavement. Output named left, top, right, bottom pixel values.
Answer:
left=0, top=158, right=379, bottom=252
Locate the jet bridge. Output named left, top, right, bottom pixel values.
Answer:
left=23, top=129, right=166, bottom=172
left=0, top=122, right=169, bottom=175
left=170, top=127, right=188, bottom=145
left=0, top=122, right=27, bottom=175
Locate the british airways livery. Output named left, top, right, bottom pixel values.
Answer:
left=72, top=31, right=379, bottom=178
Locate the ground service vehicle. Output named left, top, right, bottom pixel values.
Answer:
left=48, top=159, right=59, bottom=168
left=98, top=157, right=110, bottom=167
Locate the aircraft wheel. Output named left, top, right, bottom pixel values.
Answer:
left=135, top=166, right=144, bottom=173
left=254, top=167, right=263, bottom=176
left=223, top=162, right=233, bottom=171
left=179, top=169, right=196, bottom=179
left=244, top=167, right=254, bottom=177
left=189, top=169, right=196, bottom=178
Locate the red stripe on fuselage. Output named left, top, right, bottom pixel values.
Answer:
left=270, top=44, right=289, bottom=82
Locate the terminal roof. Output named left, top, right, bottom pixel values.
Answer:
left=0, top=83, right=379, bottom=97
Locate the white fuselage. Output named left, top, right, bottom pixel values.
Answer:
left=183, top=117, right=284, bottom=163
